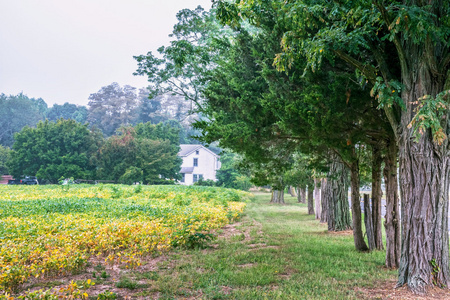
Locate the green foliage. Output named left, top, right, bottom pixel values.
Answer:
left=194, top=178, right=217, bottom=187
left=7, top=119, right=99, bottom=183
left=370, top=77, right=405, bottom=110
left=408, top=90, right=450, bottom=145
left=46, top=102, right=88, bottom=123
left=96, top=126, right=182, bottom=184
left=215, top=152, right=251, bottom=191
left=134, top=6, right=230, bottom=111
left=0, top=145, right=11, bottom=175
left=119, top=166, right=143, bottom=185
left=96, top=290, right=117, bottom=300
left=115, top=276, right=148, bottom=290
left=0, top=93, right=46, bottom=147
left=171, top=218, right=216, bottom=249
left=87, top=83, right=139, bottom=137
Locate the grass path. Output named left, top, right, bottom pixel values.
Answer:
left=111, top=192, right=396, bottom=299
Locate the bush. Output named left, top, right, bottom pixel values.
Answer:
left=194, top=178, right=217, bottom=187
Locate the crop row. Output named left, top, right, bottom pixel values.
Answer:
left=0, top=185, right=249, bottom=293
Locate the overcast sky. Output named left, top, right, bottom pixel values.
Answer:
left=0, top=0, right=212, bottom=107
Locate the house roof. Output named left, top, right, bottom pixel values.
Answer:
left=180, top=167, right=194, bottom=174
left=178, top=144, right=219, bottom=158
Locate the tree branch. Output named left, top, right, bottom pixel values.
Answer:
left=333, top=50, right=377, bottom=84
left=373, top=0, right=411, bottom=90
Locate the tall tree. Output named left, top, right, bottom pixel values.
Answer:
left=87, top=83, right=139, bottom=136
left=0, top=93, right=47, bottom=147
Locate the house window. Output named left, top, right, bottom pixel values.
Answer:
left=193, top=158, right=198, bottom=167
left=181, top=173, right=185, bottom=183
left=193, top=174, right=203, bottom=182
left=195, top=150, right=199, bottom=155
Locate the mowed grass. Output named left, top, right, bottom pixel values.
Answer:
left=122, top=192, right=397, bottom=299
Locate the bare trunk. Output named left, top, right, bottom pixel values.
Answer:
left=320, top=178, right=328, bottom=223
left=298, top=187, right=306, bottom=203
left=289, top=186, right=297, bottom=197
left=350, top=157, right=369, bottom=252
left=363, top=193, right=376, bottom=250
left=327, top=157, right=352, bottom=231
left=314, top=178, right=321, bottom=219
left=307, top=185, right=314, bottom=215
left=384, top=139, right=400, bottom=269
left=271, top=189, right=285, bottom=204
left=371, top=145, right=384, bottom=250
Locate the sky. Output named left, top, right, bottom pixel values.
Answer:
left=0, top=0, right=212, bottom=107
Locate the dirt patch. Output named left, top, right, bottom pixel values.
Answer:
left=356, top=280, right=450, bottom=300
left=237, top=263, right=256, bottom=268
left=327, top=230, right=353, bottom=236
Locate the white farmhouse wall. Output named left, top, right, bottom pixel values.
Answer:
left=178, top=145, right=220, bottom=185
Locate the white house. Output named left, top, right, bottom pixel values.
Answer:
left=178, top=144, right=221, bottom=185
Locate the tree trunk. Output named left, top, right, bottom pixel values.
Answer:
left=289, top=186, right=297, bottom=197
left=363, top=193, right=376, bottom=250
left=326, top=157, right=352, bottom=231
left=314, top=177, right=321, bottom=219
left=320, top=178, right=328, bottom=223
left=383, top=139, right=400, bottom=269
left=349, top=157, right=369, bottom=252
left=271, top=189, right=285, bottom=204
left=371, top=145, right=383, bottom=250
left=307, top=184, right=314, bottom=215
left=395, top=63, right=450, bottom=292
left=297, top=187, right=306, bottom=203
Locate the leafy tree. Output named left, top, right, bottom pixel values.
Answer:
left=47, top=102, right=88, bottom=123
left=135, top=89, right=166, bottom=124
left=7, top=119, right=99, bottom=183
left=0, top=145, right=11, bottom=175
left=87, top=83, right=139, bottom=136
left=215, top=152, right=251, bottom=190
left=0, top=93, right=47, bottom=147
left=134, top=6, right=229, bottom=112
left=97, top=127, right=182, bottom=184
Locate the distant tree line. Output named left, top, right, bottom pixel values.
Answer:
left=0, top=87, right=250, bottom=189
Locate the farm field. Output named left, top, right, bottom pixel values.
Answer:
left=0, top=184, right=248, bottom=297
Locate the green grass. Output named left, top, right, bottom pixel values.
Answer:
left=123, top=192, right=396, bottom=299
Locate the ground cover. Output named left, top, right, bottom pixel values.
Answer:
left=0, top=185, right=248, bottom=296
left=3, top=190, right=447, bottom=299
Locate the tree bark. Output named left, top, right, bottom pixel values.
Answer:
left=314, top=177, right=321, bottom=219
left=383, top=139, right=400, bottom=269
left=349, top=156, right=369, bottom=251
left=363, top=193, right=376, bottom=250
left=395, top=60, right=450, bottom=293
left=320, top=178, right=328, bottom=223
left=297, top=187, right=306, bottom=203
left=326, top=157, right=352, bottom=231
left=307, top=184, right=314, bottom=215
left=271, top=189, right=285, bottom=204
left=371, top=145, right=384, bottom=250
left=289, top=186, right=297, bottom=197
